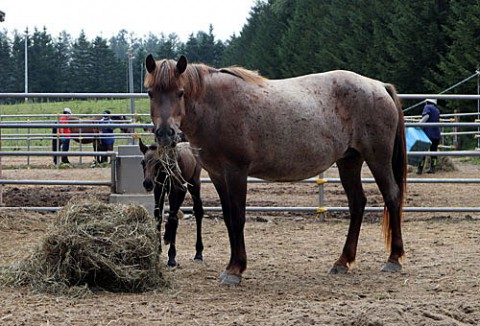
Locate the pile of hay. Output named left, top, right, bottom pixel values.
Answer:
left=1, top=199, right=168, bottom=295
left=435, top=156, right=457, bottom=172
left=408, top=156, right=457, bottom=173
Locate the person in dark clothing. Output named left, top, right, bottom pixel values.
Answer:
left=417, top=99, right=441, bottom=174
left=98, top=110, right=115, bottom=164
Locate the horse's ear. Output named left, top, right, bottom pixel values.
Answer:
left=177, top=55, right=188, bottom=74
left=146, top=54, right=156, bottom=74
left=139, top=138, right=148, bottom=154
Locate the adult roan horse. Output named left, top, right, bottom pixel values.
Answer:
left=139, top=138, right=204, bottom=267
left=144, top=54, right=407, bottom=285
left=52, top=115, right=131, bottom=164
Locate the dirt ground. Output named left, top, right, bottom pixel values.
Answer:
left=0, top=157, right=479, bottom=325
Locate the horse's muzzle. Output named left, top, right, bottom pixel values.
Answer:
left=154, top=126, right=179, bottom=148
left=143, top=179, right=154, bottom=192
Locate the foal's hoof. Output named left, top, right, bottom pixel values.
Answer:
left=328, top=264, right=349, bottom=275
left=219, top=271, right=242, bottom=285
left=381, top=262, right=402, bottom=273
left=193, top=253, right=203, bottom=262
left=167, top=260, right=177, bottom=267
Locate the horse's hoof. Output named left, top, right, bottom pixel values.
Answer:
left=194, top=254, right=203, bottom=262
left=219, top=271, right=242, bottom=285
left=381, top=262, right=402, bottom=273
left=328, top=264, right=349, bottom=274
left=167, top=260, right=177, bottom=267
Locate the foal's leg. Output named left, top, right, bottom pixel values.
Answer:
left=209, top=167, right=248, bottom=285
left=164, top=186, right=187, bottom=267
left=367, top=161, right=404, bottom=272
left=329, top=154, right=366, bottom=274
left=188, top=181, right=204, bottom=262
left=153, top=184, right=165, bottom=253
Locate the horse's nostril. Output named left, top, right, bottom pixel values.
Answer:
left=155, top=127, right=175, bottom=138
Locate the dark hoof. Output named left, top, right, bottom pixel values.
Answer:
left=381, top=262, right=402, bottom=272
left=194, top=253, right=203, bottom=262
left=219, top=271, right=242, bottom=285
left=328, top=265, right=349, bottom=274
left=167, top=260, right=177, bottom=267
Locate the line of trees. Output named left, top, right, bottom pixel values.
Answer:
left=0, top=25, right=226, bottom=97
left=1, top=0, right=479, bottom=113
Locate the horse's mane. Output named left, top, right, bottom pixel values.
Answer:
left=218, top=66, right=267, bottom=86
left=144, top=59, right=266, bottom=100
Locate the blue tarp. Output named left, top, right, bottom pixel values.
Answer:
left=406, top=127, right=431, bottom=166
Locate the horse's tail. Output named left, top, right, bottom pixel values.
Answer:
left=382, top=84, right=407, bottom=252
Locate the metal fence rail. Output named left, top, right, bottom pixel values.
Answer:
left=1, top=92, right=480, bottom=214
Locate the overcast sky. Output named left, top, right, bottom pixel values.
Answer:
left=0, top=0, right=256, bottom=41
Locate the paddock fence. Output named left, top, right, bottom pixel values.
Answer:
left=1, top=92, right=480, bottom=214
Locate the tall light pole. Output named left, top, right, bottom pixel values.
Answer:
left=24, top=28, right=28, bottom=102
left=0, top=10, right=5, bottom=206
left=128, top=51, right=135, bottom=144
left=140, top=63, right=144, bottom=93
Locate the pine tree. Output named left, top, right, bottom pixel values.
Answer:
left=431, top=0, right=480, bottom=98
left=386, top=0, right=450, bottom=93
left=92, top=36, right=124, bottom=92
left=10, top=31, right=27, bottom=93
left=52, top=32, right=72, bottom=93
left=0, top=31, right=14, bottom=96
left=69, top=31, right=95, bottom=92
left=28, top=27, right=56, bottom=93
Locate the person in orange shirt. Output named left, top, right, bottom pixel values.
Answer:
left=59, top=108, right=73, bottom=165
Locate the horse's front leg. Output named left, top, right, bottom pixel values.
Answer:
left=188, top=182, right=204, bottom=262
left=210, top=167, right=248, bottom=285
left=164, top=186, right=187, bottom=267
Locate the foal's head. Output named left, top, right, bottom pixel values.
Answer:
left=144, top=54, right=190, bottom=148
left=139, top=139, right=160, bottom=192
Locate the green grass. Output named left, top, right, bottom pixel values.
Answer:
left=0, top=98, right=150, bottom=117
left=459, top=157, right=480, bottom=165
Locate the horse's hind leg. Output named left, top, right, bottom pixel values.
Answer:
left=329, top=153, right=366, bottom=274
left=367, top=161, right=404, bottom=272
left=188, top=182, right=204, bottom=262
left=164, top=187, right=187, bottom=267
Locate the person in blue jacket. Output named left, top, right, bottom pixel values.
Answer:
left=417, top=99, right=441, bottom=174
left=98, top=110, right=115, bottom=164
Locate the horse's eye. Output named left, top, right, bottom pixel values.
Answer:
left=178, top=90, right=184, bottom=98
left=147, top=90, right=153, bottom=98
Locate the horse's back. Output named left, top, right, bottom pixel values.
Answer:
left=247, top=71, right=399, bottom=179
